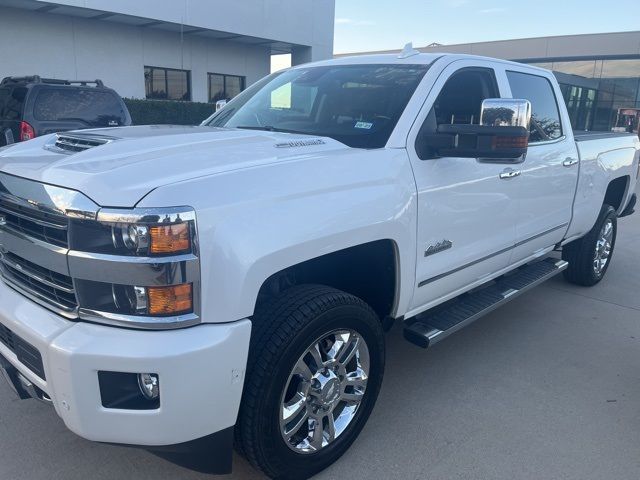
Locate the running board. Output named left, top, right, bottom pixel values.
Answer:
left=403, top=258, right=568, bottom=348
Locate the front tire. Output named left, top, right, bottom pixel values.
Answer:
left=236, top=285, right=385, bottom=480
left=562, top=204, right=617, bottom=286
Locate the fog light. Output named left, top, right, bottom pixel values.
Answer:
left=138, top=373, right=159, bottom=400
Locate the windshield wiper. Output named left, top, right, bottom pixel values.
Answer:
left=234, top=125, right=312, bottom=135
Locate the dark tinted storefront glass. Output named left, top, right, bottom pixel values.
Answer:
left=208, top=73, right=245, bottom=103
left=526, top=58, right=640, bottom=132
left=145, top=67, right=191, bottom=101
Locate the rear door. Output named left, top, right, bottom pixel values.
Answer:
left=499, top=68, right=579, bottom=262
left=0, top=87, right=27, bottom=146
left=28, top=86, right=129, bottom=136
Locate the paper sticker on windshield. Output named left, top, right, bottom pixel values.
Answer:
left=354, top=121, right=373, bottom=130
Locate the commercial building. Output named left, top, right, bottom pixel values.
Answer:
left=343, top=32, right=640, bottom=132
left=0, top=0, right=335, bottom=103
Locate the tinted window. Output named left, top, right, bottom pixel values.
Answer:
left=507, top=71, right=563, bottom=142
left=432, top=68, right=499, bottom=126
left=145, top=66, right=191, bottom=101
left=33, top=88, right=126, bottom=126
left=0, top=87, right=27, bottom=121
left=208, top=73, right=245, bottom=103
left=206, top=64, right=429, bottom=149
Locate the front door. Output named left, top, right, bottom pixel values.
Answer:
left=406, top=60, right=519, bottom=314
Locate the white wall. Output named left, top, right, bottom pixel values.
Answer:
left=35, top=0, right=335, bottom=54
left=0, top=7, right=273, bottom=101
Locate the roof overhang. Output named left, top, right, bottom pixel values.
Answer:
left=0, top=0, right=303, bottom=54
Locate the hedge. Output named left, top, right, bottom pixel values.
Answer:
left=123, top=98, right=216, bottom=126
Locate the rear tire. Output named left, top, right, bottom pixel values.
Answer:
left=236, top=285, right=385, bottom=480
left=562, top=204, right=617, bottom=286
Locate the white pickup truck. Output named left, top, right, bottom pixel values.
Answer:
left=0, top=51, right=638, bottom=479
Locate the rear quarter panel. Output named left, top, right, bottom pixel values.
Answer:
left=137, top=148, right=418, bottom=324
left=568, top=134, right=640, bottom=239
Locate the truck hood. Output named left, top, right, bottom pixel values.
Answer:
left=0, top=125, right=349, bottom=207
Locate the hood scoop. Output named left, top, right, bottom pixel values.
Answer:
left=46, top=133, right=115, bottom=154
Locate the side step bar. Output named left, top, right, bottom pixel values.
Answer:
left=404, top=258, right=568, bottom=348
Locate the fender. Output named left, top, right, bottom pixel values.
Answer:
left=138, top=148, right=419, bottom=324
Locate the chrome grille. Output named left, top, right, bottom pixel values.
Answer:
left=0, top=252, right=77, bottom=313
left=53, top=134, right=110, bottom=153
left=0, top=199, right=68, bottom=247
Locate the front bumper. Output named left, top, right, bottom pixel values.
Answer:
left=0, top=279, right=251, bottom=448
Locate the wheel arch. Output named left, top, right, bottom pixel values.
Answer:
left=253, top=239, right=401, bottom=324
left=603, top=175, right=630, bottom=213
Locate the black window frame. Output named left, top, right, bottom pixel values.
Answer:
left=207, top=72, right=246, bottom=103
left=506, top=70, right=564, bottom=144
left=144, top=66, right=192, bottom=101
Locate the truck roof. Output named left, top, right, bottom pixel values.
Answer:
left=298, top=52, right=549, bottom=74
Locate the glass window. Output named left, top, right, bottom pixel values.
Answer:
left=33, top=88, right=127, bottom=126
left=144, top=67, right=191, bottom=101
left=205, top=64, right=430, bottom=149
left=601, top=59, right=640, bottom=79
left=550, top=61, right=599, bottom=78
left=431, top=68, right=499, bottom=126
left=507, top=71, right=563, bottom=142
left=0, top=87, right=27, bottom=120
left=207, top=73, right=245, bottom=103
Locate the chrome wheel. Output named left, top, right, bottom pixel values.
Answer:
left=593, top=218, right=613, bottom=277
left=279, top=329, right=370, bottom=454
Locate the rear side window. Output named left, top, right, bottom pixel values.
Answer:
left=506, top=71, right=563, bottom=142
left=33, top=88, right=126, bottom=126
left=0, top=87, right=27, bottom=121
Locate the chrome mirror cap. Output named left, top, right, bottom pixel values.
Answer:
left=480, top=98, right=532, bottom=129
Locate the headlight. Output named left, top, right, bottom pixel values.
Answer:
left=70, top=207, right=195, bottom=257
left=68, top=207, right=201, bottom=329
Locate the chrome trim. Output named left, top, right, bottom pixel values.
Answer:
left=0, top=255, right=74, bottom=294
left=499, top=169, right=521, bottom=179
left=0, top=204, right=67, bottom=230
left=78, top=309, right=200, bottom=330
left=0, top=224, right=69, bottom=275
left=562, top=157, right=579, bottom=167
left=418, top=223, right=568, bottom=287
left=97, top=207, right=196, bottom=225
left=68, top=250, right=199, bottom=286
left=0, top=269, right=78, bottom=319
left=0, top=172, right=99, bottom=220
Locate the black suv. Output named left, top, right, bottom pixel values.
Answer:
left=0, top=76, right=131, bottom=146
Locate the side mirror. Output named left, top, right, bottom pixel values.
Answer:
left=418, top=98, right=532, bottom=160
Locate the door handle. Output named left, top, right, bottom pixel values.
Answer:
left=499, top=169, right=521, bottom=179
left=563, top=157, right=579, bottom=167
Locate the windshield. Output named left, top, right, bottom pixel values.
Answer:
left=204, top=64, right=430, bottom=149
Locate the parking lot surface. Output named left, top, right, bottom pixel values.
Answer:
left=1, top=185, right=639, bottom=480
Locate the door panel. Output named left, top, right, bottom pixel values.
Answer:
left=503, top=69, right=580, bottom=261
left=406, top=60, right=518, bottom=312
left=409, top=158, right=518, bottom=310
left=510, top=140, right=578, bottom=261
